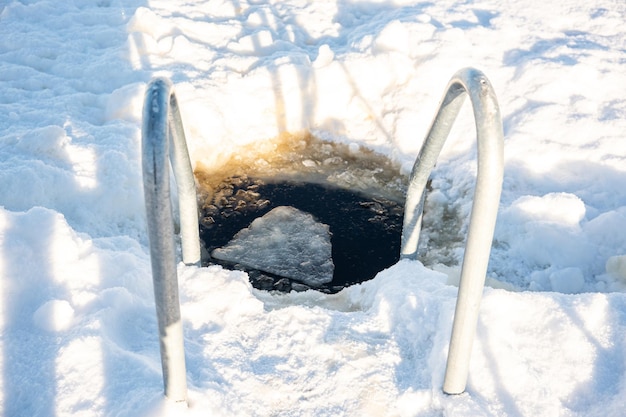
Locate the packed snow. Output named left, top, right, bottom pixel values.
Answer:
left=1, top=0, right=626, bottom=416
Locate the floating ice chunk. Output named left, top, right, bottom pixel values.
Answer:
left=212, top=206, right=334, bottom=287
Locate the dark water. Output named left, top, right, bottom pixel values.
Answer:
left=199, top=176, right=404, bottom=293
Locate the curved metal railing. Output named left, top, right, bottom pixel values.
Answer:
left=141, top=68, right=503, bottom=401
left=400, top=67, right=504, bottom=394
left=142, top=77, right=200, bottom=404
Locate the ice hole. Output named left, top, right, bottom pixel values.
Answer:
left=195, top=132, right=407, bottom=293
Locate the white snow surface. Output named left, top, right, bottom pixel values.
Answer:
left=1, top=0, right=626, bottom=416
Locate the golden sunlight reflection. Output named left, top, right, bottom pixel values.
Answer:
left=194, top=131, right=407, bottom=202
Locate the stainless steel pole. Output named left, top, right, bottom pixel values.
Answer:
left=142, top=77, right=200, bottom=403
left=400, top=68, right=504, bottom=394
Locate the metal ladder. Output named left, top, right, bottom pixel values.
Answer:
left=401, top=67, right=504, bottom=394
left=141, top=67, right=503, bottom=403
left=142, top=77, right=200, bottom=404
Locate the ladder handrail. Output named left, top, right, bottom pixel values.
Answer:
left=142, top=77, right=200, bottom=404
left=400, top=68, right=504, bottom=394
left=141, top=68, right=502, bottom=401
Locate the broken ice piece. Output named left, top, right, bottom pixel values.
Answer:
left=211, top=206, right=334, bottom=287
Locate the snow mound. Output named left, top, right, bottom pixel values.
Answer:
left=32, top=299, right=75, bottom=332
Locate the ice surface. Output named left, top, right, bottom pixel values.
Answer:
left=211, top=206, right=334, bottom=287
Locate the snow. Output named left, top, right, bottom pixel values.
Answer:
left=606, top=255, right=626, bottom=284
left=1, top=0, right=626, bottom=416
left=211, top=206, right=334, bottom=287
left=33, top=299, right=76, bottom=333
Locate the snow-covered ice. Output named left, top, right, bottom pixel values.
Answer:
left=212, top=206, right=334, bottom=287
left=1, top=0, right=626, bottom=416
